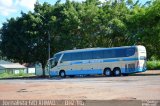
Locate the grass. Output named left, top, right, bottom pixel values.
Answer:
left=0, top=72, right=35, bottom=79
left=147, top=61, right=160, bottom=70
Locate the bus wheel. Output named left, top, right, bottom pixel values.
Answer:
left=59, top=70, right=66, bottom=78
left=103, top=68, right=112, bottom=76
left=113, top=68, right=121, bottom=76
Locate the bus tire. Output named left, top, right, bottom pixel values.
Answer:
left=59, top=70, right=66, bottom=78
left=103, top=68, right=112, bottom=76
left=113, top=68, right=121, bottom=76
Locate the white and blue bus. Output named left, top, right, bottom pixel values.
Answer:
left=49, top=45, right=147, bottom=78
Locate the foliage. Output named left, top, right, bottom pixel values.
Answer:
left=128, top=0, right=160, bottom=58
left=147, top=61, right=160, bottom=70
left=0, top=72, right=34, bottom=78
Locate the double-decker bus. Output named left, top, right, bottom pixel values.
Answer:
left=49, top=45, right=147, bottom=78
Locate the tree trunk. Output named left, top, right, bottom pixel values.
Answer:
left=41, top=62, right=46, bottom=77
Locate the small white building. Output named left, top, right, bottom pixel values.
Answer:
left=0, top=63, right=27, bottom=74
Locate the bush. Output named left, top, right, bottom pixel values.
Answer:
left=147, top=61, right=160, bottom=70
left=0, top=73, right=11, bottom=78
left=0, top=72, right=34, bottom=78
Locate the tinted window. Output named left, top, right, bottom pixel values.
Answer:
left=103, top=50, right=115, bottom=58
left=126, top=48, right=135, bottom=56
left=61, top=53, right=72, bottom=62
left=54, top=54, right=61, bottom=63
left=72, top=52, right=82, bottom=61
left=82, top=51, right=92, bottom=60
left=115, top=49, right=126, bottom=57
left=60, top=47, right=135, bottom=62
left=92, top=50, right=103, bottom=59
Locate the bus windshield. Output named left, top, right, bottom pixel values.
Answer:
left=49, top=58, right=56, bottom=68
left=50, top=53, right=61, bottom=68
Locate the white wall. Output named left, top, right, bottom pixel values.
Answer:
left=28, top=68, right=35, bottom=74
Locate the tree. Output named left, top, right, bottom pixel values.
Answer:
left=141, top=0, right=160, bottom=59
left=0, top=3, right=55, bottom=77
left=127, top=0, right=160, bottom=59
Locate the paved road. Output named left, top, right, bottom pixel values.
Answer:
left=0, top=71, right=160, bottom=100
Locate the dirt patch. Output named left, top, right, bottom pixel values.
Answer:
left=0, top=71, right=160, bottom=100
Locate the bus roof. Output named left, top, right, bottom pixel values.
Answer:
left=54, top=45, right=145, bottom=55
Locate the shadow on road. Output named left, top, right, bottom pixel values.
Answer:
left=131, top=73, right=160, bottom=76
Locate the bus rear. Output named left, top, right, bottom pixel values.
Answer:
left=136, top=45, right=147, bottom=72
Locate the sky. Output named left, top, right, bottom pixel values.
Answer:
left=0, top=0, right=149, bottom=28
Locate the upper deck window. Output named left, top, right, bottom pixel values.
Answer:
left=60, top=47, right=136, bottom=62
left=126, top=48, right=136, bottom=57
left=115, top=48, right=126, bottom=57
left=61, top=53, right=72, bottom=62
left=82, top=51, right=93, bottom=60
left=92, top=50, right=103, bottom=59
left=71, top=52, right=82, bottom=61
left=103, top=50, right=115, bottom=58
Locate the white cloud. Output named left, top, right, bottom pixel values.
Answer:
left=0, top=7, right=17, bottom=16
left=0, top=0, right=37, bottom=16
left=0, top=0, right=17, bottom=16
left=0, top=0, right=107, bottom=17
left=15, top=0, right=37, bottom=10
left=0, top=0, right=13, bottom=7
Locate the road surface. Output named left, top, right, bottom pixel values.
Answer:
left=0, top=71, right=160, bottom=100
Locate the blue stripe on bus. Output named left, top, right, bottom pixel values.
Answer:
left=103, top=59, right=119, bottom=62
left=55, top=57, right=145, bottom=71
left=50, top=67, right=147, bottom=76
left=70, top=57, right=139, bottom=65
left=66, top=69, right=102, bottom=75
left=122, top=58, right=138, bottom=61
left=70, top=61, right=82, bottom=65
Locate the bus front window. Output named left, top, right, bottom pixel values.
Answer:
left=50, top=54, right=61, bottom=68
left=49, top=58, right=56, bottom=68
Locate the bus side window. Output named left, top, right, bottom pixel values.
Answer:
left=61, top=53, right=72, bottom=62
left=72, top=52, right=82, bottom=61
left=103, top=50, right=115, bottom=58
left=82, top=51, right=92, bottom=60
left=126, top=48, right=135, bottom=57
left=92, top=50, right=103, bottom=59
left=115, top=48, right=126, bottom=57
